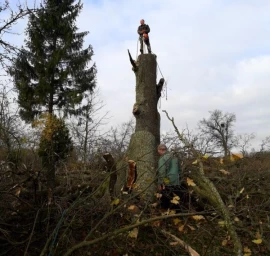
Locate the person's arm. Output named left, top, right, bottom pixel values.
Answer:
left=145, top=25, right=150, bottom=34
left=137, top=26, right=143, bottom=35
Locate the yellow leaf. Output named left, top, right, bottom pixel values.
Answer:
left=244, top=246, right=251, bottom=253
left=240, top=187, right=245, bottom=194
left=170, top=242, right=178, bottom=246
left=252, top=239, right=262, bottom=244
left=202, top=154, right=209, bottom=160
left=173, top=218, right=181, bottom=225
left=128, top=205, right=135, bottom=210
left=192, top=160, right=198, bottom=165
left=128, top=228, right=138, bottom=239
left=228, top=204, right=234, bottom=208
left=246, top=194, right=249, bottom=199
left=169, top=210, right=176, bottom=215
left=219, top=169, right=230, bottom=175
left=170, top=195, right=180, bottom=205
left=187, top=177, right=196, bottom=187
left=132, top=183, right=138, bottom=189
left=111, top=198, right=120, bottom=206
left=172, top=195, right=180, bottom=201
left=243, top=246, right=252, bottom=256
left=163, top=178, right=170, bottom=184
left=234, top=217, right=240, bottom=222
left=232, top=153, right=243, bottom=160
left=178, top=225, right=185, bottom=232
left=220, top=158, right=224, bottom=164
left=222, top=240, right=228, bottom=246
left=156, top=193, right=162, bottom=199
left=218, top=221, right=225, bottom=227
left=151, top=202, right=158, bottom=208
left=192, top=215, right=205, bottom=221
left=170, top=199, right=180, bottom=205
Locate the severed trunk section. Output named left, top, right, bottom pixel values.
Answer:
left=116, top=53, right=164, bottom=202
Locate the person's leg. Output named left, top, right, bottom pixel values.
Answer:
left=160, top=187, right=171, bottom=209
left=144, top=38, right=152, bottom=53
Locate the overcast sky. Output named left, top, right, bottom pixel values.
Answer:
left=2, top=0, right=270, bottom=151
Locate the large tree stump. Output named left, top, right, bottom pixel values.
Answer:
left=116, top=53, right=164, bottom=203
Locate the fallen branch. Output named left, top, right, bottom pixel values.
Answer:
left=161, top=229, right=200, bottom=256
left=63, top=211, right=209, bottom=256
left=162, top=110, right=243, bottom=256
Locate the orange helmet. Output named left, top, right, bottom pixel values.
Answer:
left=143, top=33, right=148, bottom=39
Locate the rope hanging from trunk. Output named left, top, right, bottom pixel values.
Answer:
left=135, top=39, right=168, bottom=107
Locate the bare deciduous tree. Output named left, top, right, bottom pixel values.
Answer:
left=198, top=109, right=236, bottom=157
left=260, top=135, right=270, bottom=152
left=0, top=1, right=32, bottom=69
left=69, top=89, right=109, bottom=164
left=235, top=133, right=255, bottom=156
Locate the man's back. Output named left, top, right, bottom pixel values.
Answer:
left=158, top=152, right=180, bottom=186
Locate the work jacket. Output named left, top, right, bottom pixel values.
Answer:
left=137, top=24, right=150, bottom=35
left=158, top=152, right=180, bottom=186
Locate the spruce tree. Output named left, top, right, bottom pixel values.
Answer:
left=10, top=0, right=96, bottom=122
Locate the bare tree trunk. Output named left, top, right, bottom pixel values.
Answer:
left=116, top=53, right=164, bottom=202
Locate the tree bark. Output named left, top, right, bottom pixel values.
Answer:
left=116, top=53, right=162, bottom=202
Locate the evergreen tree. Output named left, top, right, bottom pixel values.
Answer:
left=10, top=0, right=96, bottom=122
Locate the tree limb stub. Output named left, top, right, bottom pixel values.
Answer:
left=103, top=153, right=117, bottom=199
left=156, top=78, right=165, bottom=100
left=132, top=103, right=140, bottom=115
left=121, top=159, right=137, bottom=194
left=127, top=49, right=137, bottom=71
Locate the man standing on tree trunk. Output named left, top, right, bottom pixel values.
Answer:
left=157, top=144, right=181, bottom=209
left=137, top=19, right=152, bottom=54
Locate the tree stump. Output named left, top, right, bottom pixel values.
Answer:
left=116, top=53, right=164, bottom=203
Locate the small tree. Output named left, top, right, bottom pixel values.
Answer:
left=198, top=109, right=236, bottom=157
left=38, top=113, right=72, bottom=196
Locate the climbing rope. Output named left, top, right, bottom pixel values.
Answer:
left=135, top=38, right=168, bottom=108
left=156, top=61, right=167, bottom=101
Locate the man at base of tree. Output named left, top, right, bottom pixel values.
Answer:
left=137, top=19, right=152, bottom=54
left=157, top=144, right=181, bottom=209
